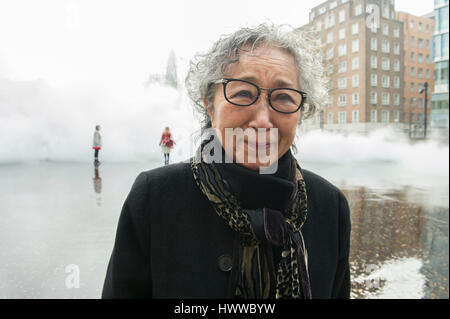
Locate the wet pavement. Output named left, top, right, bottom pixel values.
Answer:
left=0, top=161, right=448, bottom=299
left=343, top=186, right=448, bottom=299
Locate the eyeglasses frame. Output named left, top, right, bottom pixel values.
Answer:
left=213, top=78, right=307, bottom=114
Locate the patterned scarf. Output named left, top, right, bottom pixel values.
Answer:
left=191, top=138, right=312, bottom=299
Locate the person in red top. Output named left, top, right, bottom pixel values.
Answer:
left=92, top=125, right=102, bottom=164
left=159, top=127, right=175, bottom=165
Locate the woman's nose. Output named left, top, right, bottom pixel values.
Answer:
left=248, top=92, right=274, bottom=129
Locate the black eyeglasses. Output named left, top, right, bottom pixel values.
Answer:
left=213, top=78, right=306, bottom=114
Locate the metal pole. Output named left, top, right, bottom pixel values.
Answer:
left=424, top=82, right=428, bottom=138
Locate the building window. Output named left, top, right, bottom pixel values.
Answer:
left=352, top=93, right=359, bottom=105
left=352, top=110, right=359, bottom=123
left=418, top=83, right=423, bottom=93
left=410, top=113, right=415, bottom=123
left=426, top=24, right=429, bottom=33
left=382, top=93, right=390, bottom=105
left=371, top=38, right=377, bottom=50
left=394, top=42, right=400, bottom=55
left=394, top=59, right=400, bottom=72
left=418, top=113, right=423, bottom=123
left=418, top=53, right=424, bottom=63
left=410, top=82, right=415, bottom=93
left=426, top=69, right=430, bottom=79
left=327, top=48, right=334, bottom=60
left=411, top=67, right=415, bottom=77
left=382, top=75, right=390, bottom=88
left=382, top=110, right=390, bottom=122
left=382, top=58, right=390, bottom=70
left=338, top=61, right=347, bottom=73
left=418, top=98, right=423, bottom=108
left=328, top=112, right=333, bottom=124
left=394, top=76, right=400, bottom=88
left=326, top=13, right=335, bottom=28
left=315, top=21, right=322, bottom=31
left=370, top=21, right=377, bottom=33
left=426, top=39, right=430, bottom=50
left=411, top=36, right=415, bottom=47
left=338, top=95, right=347, bottom=106
left=327, top=32, right=333, bottom=43
left=354, top=4, right=362, bottom=15
left=352, top=74, right=359, bottom=87
left=339, top=9, right=345, bottom=23
left=328, top=79, right=333, bottom=90
left=352, top=23, right=359, bottom=35
left=338, top=44, right=347, bottom=56
left=411, top=52, right=415, bottom=62
left=393, top=27, right=400, bottom=37
left=327, top=64, right=334, bottom=76
left=371, top=92, right=377, bottom=104
left=394, top=111, right=400, bottom=122
left=371, top=56, right=377, bottom=68
left=352, top=57, right=359, bottom=70
left=418, top=38, right=424, bottom=49
left=352, top=39, right=359, bottom=52
left=330, top=1, right=338, bottom=9
left=410, top=97, right=415, bottom=107
left=418, top=68, right=424, bottom=78
left=410, top=20, right=414, bottom=29
left=382, top=4, right=389, bottom=19
left=382, top=39, right=390, bottom=53
left=339, top=28, right=345, bottom=39
left=426, top=54, right=430, bottom=64
left=418, top=22, right=423, bottom=32
left=382, top=24, right=389, bottom=35
left=338, top=111, right=347, bottom=123
left=338, top=78, right=347, bottom=89
left=394, top=94, right=400, bottom=105
left=327, top=96, right=333, bottom=107
left=371, top=109, right=377, bottom=122
left=371, top=74, right=378, bottom=86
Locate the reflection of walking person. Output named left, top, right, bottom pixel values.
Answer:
left=93, top=125, right=102, bottom=164
left=93, top=162, right=102, bottom=194
left=159, top=127, right=175, bottom=165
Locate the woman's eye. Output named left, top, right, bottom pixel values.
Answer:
left=237, top=90, right=253, bottom=98
left=274, top=93, right=294, bottom=102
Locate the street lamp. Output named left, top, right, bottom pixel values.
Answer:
left=419, top=82, right=428, bottom=138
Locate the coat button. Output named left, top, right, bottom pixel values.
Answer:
left=218, top=254, right=233, bottom=272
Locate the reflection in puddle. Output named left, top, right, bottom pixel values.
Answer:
left=93, top=163, right=102, bottom=206
left=343, top=187, right=449, bottom=299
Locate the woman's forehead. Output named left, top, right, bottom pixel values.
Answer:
left=225, top=45, right=299, bottom=86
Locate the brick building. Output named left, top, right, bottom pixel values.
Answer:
left=397, top=11, right=435, bottom=138
left=300, top=0, right=406, bottom=134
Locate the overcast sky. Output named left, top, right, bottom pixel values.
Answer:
left=0, top=0, right=435, bottom=90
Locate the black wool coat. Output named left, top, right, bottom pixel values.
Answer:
left=101, top=160, right=351, bottom=299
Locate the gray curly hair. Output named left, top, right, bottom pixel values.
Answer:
left=185, top=23, right=327, bottom=132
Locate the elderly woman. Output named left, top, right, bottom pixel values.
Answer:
left=102, top=24, right=351, bottom=299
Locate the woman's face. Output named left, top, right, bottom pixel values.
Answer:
left=207, top=45, right=301, bottom=171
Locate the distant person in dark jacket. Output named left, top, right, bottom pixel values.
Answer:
left=92, top=125, right=101, bottom=164
left=159, top=127, right=175, bottom=165
left=102, top=24, right=351, bottom=299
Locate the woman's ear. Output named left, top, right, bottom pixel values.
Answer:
left=204, top=97, right=216, bottom=128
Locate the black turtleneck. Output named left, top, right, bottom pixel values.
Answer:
left=215, top=148, right=295, bottom=210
